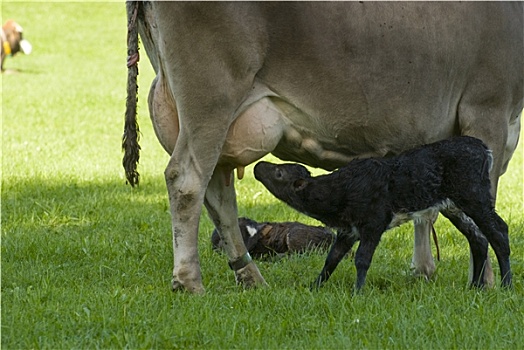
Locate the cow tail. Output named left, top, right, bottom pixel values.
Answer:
left=122, top=1, right=141, bottom=186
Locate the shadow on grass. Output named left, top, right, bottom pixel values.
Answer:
left=1, top=176, right=295, bottom=288
left=5, top=176, right=518, bottom=294
left=2, top=67, right=45, bottom=75
left=1, top=176, right=294, bottom=240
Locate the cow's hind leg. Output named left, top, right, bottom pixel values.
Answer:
left=411, top=215, right=437, bottom=280
left=165, top=153, right=207, bottom=294
left=145, top=73, right=207, bottom=293
left=312, top=227, right=359, bottom=290
left=441, top=208, right=490, bottom=288
left=204, top=167, right=267, bottom=288
left=150, top=1, right=271, bottom=293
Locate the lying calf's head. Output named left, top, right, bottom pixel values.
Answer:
left=211, top=217, right=260, bottom=253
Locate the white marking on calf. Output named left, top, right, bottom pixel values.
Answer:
left=246, top=225, right=258, bottom=238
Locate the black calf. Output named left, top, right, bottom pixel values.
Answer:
left=254, top=136, right=512, bottom=291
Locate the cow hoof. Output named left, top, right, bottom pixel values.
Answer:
left=467, top=257, right=495, bottom=288
left=482, top=266, right=495, bottom=288
left=234, top=261, right=268, bottom=289
left=171, top=278, right=205, bottom=294
left=410, top=261, right=436, bottom=281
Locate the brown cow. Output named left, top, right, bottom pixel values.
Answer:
left=123, top=2, right=522, bottom=293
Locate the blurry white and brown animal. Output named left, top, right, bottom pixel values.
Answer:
left=1, top=19, right=32, bottom=72
left=212, top=217, right=336, bottom=259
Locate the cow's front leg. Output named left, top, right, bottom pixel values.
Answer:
left=204, top=167, right=267, bottom=288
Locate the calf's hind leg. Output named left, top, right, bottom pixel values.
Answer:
left=440, top=208, right=490, bottom=288
left=460, top=206, right=512, bottom=288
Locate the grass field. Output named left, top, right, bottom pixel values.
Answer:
left=2, top=3, right=523, bottom=349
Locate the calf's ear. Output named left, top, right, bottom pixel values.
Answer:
left=293, top=179, right=308, bottom=191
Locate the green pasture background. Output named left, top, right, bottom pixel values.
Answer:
left=2, top=2, right=523, bottom=349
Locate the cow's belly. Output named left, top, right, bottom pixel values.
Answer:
left=221, top=96, right=362, bottom=169
left=223, top=95, right=455, bottom=171
left=150, top=77, right=456, bottom=171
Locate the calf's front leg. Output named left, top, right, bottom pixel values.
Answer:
left=353, top=231, right=382, bottom=291
left=312, top=227, right=359, bottom=290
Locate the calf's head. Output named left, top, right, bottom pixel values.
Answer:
left=254, top=161, right=312, bottom=210
left=211, top=217, right=260, bottom=252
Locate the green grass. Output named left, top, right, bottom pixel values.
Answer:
left=2, top=2, right=523, bottom=349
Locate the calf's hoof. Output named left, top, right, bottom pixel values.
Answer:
left=501, top=271, right=512, bottom=289
left=310, top=278, right=324, bottom=291
left=234, top=261, right=268, bottom=289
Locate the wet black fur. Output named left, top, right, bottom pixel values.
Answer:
left=254, top=136, right=512, bottom=291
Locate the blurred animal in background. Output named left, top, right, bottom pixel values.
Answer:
left=1, top=20, right=32, bottom=72
left=212, top=217, right=335, bottom=258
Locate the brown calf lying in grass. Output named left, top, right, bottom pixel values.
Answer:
left=211, top=217, right=335, bottom=258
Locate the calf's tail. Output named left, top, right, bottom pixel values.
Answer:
left=122, top=0, right=141, bottom=186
